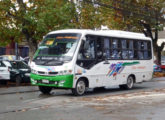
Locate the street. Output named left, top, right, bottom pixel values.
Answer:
left=0, top=78, right=165, bottom=120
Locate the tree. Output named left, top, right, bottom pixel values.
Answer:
left=100, top=0, right=165, bottom=64
left=77, top=0, right=117, bottom=29
left=0, top=0, right=77, bottom=59
left=86, top=0, right=165, bottom=64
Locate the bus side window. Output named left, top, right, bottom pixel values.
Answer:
left=111, top=39, right=121, bottom=59
left=76, top=35, right=96, bottom=69
left=104, top=38, right=110, bottom=59
left=147, top=41, right=152, bottom=59
left=83, top=38, right=95, bottom=59
left=96, top=37, right=104, bottom=60
left=129, top=40, right=134, bottom=59
left=121, top=40, right=129, bottom=59
left=138, top=41, right=144, bottom=59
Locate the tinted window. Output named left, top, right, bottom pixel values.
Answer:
left=104, top=38, right=111, bottom=59
left=78, top=36, right=95, bottom=60
left=11, top=62, right=29, bottom=69
left=76, top=35, right=96, bottom=69
left=0, top=61, right=5, bottom=67
left=112, top=39, right=118, bottom=49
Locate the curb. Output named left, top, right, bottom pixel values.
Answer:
left=0, top=86, right=39, bottom=95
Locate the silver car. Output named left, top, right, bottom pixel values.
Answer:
left=0, top=60, right=10, bottom=80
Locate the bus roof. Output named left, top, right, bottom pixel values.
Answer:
left=48, top=29, right=151, bottom=40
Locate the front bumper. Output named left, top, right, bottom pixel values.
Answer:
left=30, top=73, right=73, bottom=88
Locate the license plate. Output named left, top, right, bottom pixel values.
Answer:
left=25, top=73, right=30, bottom=76
left=42, top=79, right=49, bottom=83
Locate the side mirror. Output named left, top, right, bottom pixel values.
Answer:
left=8, top=66, right=12, bottom=71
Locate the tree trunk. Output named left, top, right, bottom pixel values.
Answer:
left=27, top=38, right=38, bottom=61
left=157, top=48, right=161, bottom=65
left=153, top=43, right=165, bottom=65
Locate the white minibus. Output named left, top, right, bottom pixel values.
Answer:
left=30, top=29, right=153, bottom=96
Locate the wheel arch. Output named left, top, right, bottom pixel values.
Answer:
left=77, top=77, right=89, bottom=88
left=128, top=74, right=136, bottom=83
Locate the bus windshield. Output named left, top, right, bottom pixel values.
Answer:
left=35, top=33, right=81, bottom=62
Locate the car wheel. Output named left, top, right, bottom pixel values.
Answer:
left=119, top=76, right=134, bottom=90
left=72, top=79, right=86, bottom=96
left=15, top=75, right=22, bottom=86
left=39, top=86, right=52, bottom=94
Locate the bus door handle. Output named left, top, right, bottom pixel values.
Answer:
left=103, top=60, right=110, bottom=64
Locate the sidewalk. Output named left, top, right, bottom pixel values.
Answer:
left=0, top=86, right=38, bottom=95
left=152, top=77, right=165, bottom=81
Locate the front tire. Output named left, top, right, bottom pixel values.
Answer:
left=39, top=86, right=52, bottom=94
left=72, top=79, right=86, bottom=96
left=119, top=76, right=134, bottom=90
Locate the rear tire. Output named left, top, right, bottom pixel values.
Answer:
left=72, top=79, right=86, bottom=96
left=119, top=76, right=134, bottom=90
left=39, top=86, right=52, bottom=94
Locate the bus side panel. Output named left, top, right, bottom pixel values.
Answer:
left=74, top=65, right=104, bottom=88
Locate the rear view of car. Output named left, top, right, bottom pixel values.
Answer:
left=153, top=64, right=162, bottom=72
left=9, top=61, right=31, bottom=85
left=0, top=60, right=31, bottom=85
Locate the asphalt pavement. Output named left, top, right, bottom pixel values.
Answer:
left=0, top=77, right=164, bottom=95
left=0, top=77, right=165, bottom=120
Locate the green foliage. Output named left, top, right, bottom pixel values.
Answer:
left=0, top=0, right=77, bottom=48
left=107, top=0, right=165, bottom=31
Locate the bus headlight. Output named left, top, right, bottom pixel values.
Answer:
left=59, top=80, right=65, bottom=84
left=31, top=78, right=37, bottom=84
left=58, top=70, right=72, bottom=75
left=31, top=69, right=38, bottom=74
left=59, top=80, right=66, bottom=86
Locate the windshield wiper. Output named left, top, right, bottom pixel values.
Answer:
left=42, top=59, right=63, bottom=66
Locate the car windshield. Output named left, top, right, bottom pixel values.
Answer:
left=11, top=61, right=29, bottom=69
left=35, top=33, right=81, bottom=61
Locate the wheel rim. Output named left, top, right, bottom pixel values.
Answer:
left=127, top=77, right=134, bottom=89
left=76, top=81, right=86, bottom=95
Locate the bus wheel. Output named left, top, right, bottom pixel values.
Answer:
left=72, top=79, right=86, bottom=96
left=39, top=86, right=52, bottom=94
left=119, top=76, right=134, bottom=90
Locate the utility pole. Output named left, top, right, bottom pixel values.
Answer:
left=15, top=42, right=18, bottom=60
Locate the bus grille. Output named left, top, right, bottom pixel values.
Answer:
left=37, top=71, right=58, bottom=76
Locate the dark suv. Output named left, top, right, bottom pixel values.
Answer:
left=1, top=60, right=31, bottom=85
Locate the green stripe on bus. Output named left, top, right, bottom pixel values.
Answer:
left=122, top=61, right=140, bottom=66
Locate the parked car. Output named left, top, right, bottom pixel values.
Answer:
left=0, top=61, right=10, bottom=81
left=0, top=60, right=31, bottom=85
left=153, top=63, right=162, bottom=72
left=160, top=56, right=165, bottom=71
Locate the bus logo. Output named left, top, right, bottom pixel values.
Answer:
left=107, top=61, right=140, bottom=77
